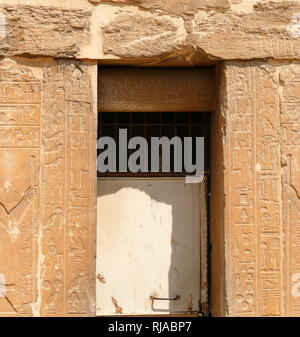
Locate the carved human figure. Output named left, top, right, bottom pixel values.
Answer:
left=0, top=151, right=36, bottom=314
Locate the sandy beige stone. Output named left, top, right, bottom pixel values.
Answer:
left=0, top=2, right=299, bottom=62
left=101, top=1, right=300, bottom=62
left=0, top=5, right=91, bottom=57
left=102, top=11, right=187, bottom=59
left=0, top=58, right=41, bottom=316
left=214, top=61, right=300, bottom=316
left=40, top=59, right=97, bottom=317
left=0, top=58, right=97, bottom=317
left=279, top=64, right=300, bottom=316
left=98, top=67, right=215, bottom=112
left=190, top=2, right=300, bottom=60
left=217, top=61, right=282, bottom=316
left=1, top=0, right=300, bottom=319
left=95, top=0, right=231, bottom=14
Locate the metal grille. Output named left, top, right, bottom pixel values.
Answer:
left=98, top=111, right=211, bottom=177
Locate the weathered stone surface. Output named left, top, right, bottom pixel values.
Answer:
left=0, top=58, right=97, bottom=317
left=41, top=60, right=96, bottom=317
left=190, top=2, right=300, bottom=60
left=101, top=1, right=300, bottom=62
left=1, top=0, right=300, bottom=319
left=0, top=6, right=91, bottom=57
left=215, top=61, right=300, bottom=316
left=280, top=64, right=300, bottom=316
left=96, top=0, right=231, bottom=15
left=0, top=58, right=41, bottom=316
left=98, top=67, right=215, bottom=112
left=218, top=62, right=282, bottom=316
left=102, top=11, right=187, bottom=58
left=0, top=2, right=299, bottom=61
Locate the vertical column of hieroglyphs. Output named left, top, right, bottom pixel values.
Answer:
left=225, top=64, right=257, bottom=316
left=280, top=64, right=300, bottom=316
left=41, top=63, right=66, bottom=316
left=65, top=61, right=94, bottom=316
left=0, top=59, right=41, bottom=316
left=225, top=62, right=283, bottom=316
left=41, top=60, right=95, bottom=316
left=254, top=65, right=282, bottom=316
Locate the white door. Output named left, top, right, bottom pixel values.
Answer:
left=96, top=178, right=207, bottom=316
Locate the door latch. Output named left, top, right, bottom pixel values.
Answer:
left=149, top=295, right=181, bottom=301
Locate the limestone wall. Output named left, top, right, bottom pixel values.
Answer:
left=0, top=0, right=300, bottom=317
left=0, top=57, right=97, bottom=316
left=0, top=1, right=300, bottom=64
left=212, top=61, right=300, bottom=316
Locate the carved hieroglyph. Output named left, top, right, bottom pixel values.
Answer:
left=1, top=55, right=300, bottom=317
left=98, top=67, right=215, bottom=112
left=0, top=58, right=96, bottom=317
left=0, top=59, right=41, bottom=315
left=280, top=65, right=300, bottom=316
left=41, top=60, right=96, bottom=317
left=221, top=61, right=300, bottom=317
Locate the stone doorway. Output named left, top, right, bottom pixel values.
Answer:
left=96, top=67, right=215, bottom=316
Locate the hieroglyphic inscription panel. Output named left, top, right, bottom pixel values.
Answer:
left=280, top=64, right=300, bottom=317
left=98, top=67, right=216, bottom=112
left=255, top=65, right=282, bottom=316
left=0, top=58, right=96, bottom=317
left=41, top=62, right=67, bottom=316
left=224, top=62, right=283, bottom=316
left=2, top=56, right=300, bottom=317
left=65, top=62, right=96, bottom=316
left=41, top=60, right=96, bottom=316
left=0, top=58, right=41, bottom=316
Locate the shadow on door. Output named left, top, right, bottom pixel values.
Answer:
left=96, top=178, right=208, bottom=316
